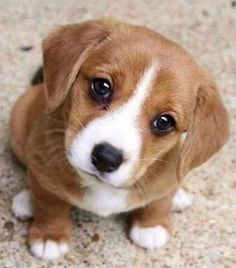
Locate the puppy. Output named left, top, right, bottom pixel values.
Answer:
left=10, top=19, right=229, bottom=260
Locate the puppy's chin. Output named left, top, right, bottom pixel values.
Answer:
left=75, top=168, right=128, bottom=189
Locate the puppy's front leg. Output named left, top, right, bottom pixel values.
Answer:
left=130, top=195, right=172, bottom=250
left=28, top=176, right=72, bottom=260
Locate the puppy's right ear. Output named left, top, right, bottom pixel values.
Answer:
left=177, top=79, right=230, bottom=182
left=42, top=20, right=112, bottom=112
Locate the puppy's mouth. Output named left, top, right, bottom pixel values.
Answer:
left=76, top=167, right=124, bottom=189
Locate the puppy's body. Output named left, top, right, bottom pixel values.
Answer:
left=10, top=19, right=229, bottom=260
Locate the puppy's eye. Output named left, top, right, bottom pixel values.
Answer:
left=151, top=114, right=176, bottom=135
left=90, top=78, right=112, bottom=103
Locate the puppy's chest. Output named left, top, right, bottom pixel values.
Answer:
left=77, top=184, right=130, bottom=217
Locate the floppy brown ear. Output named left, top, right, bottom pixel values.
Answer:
left=177, top=80, right=230, bottom=181
left=42, top=20, right=112, bottom=112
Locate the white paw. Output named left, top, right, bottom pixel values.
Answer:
left=30, top=240, right=69, bottom=260
left=12, top=189, right=33, bottom=220
left=130, top=225, right=169, bottom=250
left=172, top=188, right=192, bottom=212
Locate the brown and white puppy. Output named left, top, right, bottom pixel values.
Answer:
left=10, top=19, right=229, bottom=260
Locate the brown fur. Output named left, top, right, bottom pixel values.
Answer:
left=10, top=19, right=229, bottom=254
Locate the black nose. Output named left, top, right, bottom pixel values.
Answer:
left=91, top=143, right=123, bottom=173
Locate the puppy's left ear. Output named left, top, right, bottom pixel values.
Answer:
left=177, top=77, right=230, bottom=181
left=42, top=20, right=112, bottom=112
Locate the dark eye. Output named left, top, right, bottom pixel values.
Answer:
left=90, top=78, right=112, bottom=103
left=151, top=114, right=176, bottom=135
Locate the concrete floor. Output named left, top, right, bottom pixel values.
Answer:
left=0, top=0, right=235, bottom=267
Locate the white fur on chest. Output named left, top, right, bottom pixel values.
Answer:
left=78, top=182, right=129, bottom=217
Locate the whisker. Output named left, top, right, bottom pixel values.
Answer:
left=46, top=138, right=64, bottom=147
left=146, top=168, right=161, bottom=180
left=48, top=116, right=65, bottom=125
left=68, top=112, right=85, bottom=129
left=47, top=144, right=65, bottom=156
left=134, top=179, right=147, bottom=201
left=48, top=151, right=67, bottom=164
left=45, top=129, right=66, bottom=134
left=139, top=157, right=169, bottom=163
left=61, top=106, right=85, bottom=129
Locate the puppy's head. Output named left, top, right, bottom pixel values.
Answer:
left=43, top=20, right=229, bottom=188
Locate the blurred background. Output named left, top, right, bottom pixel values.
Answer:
left=0, top=1, right=235, bottom=267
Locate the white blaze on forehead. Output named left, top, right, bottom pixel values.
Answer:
left=68, top=63, right=159, bottom=188
left=122, top=63, right=158, bottom=118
